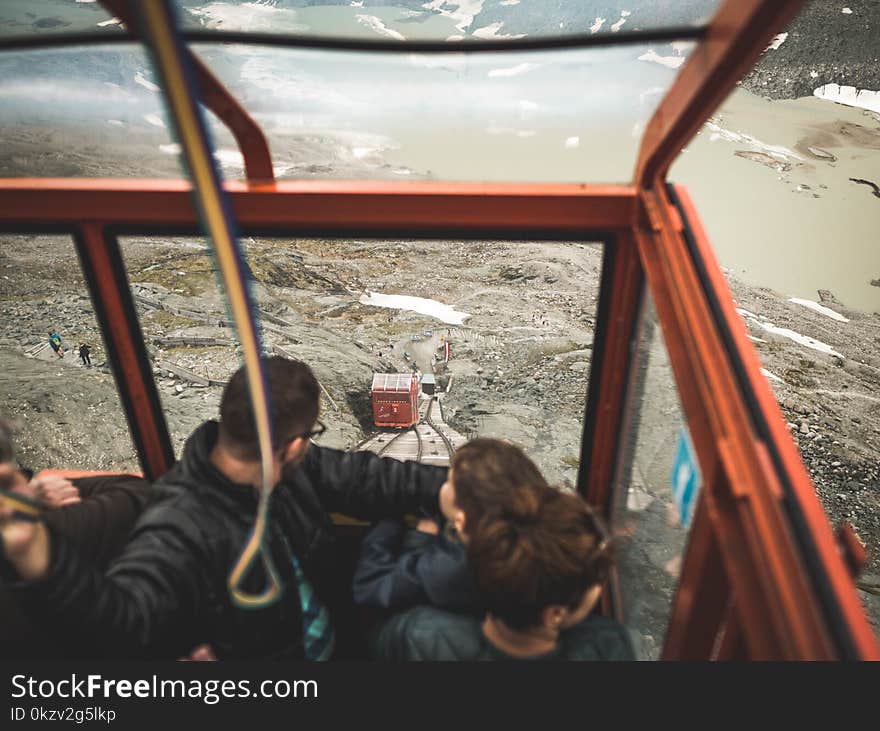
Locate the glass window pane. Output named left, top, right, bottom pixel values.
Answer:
left=610, top=292, right=696, bottom=660
left=0, top=45, right=184, bottom=178
left=194, top=41, right=696, bottom=183
left=123, top=235, right=601, bottom=483
left=120, top=235, right=230, bottom=458
left=311, top=238, right=601, bottom=483
left=179, top=1, right=719, bottom=40
left=0, top=234, right=137, bottom=472
left=0, top=2, right=720, bottom=42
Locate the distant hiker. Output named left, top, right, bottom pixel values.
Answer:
left=79, top=344, right=91, bottom=367
left=48, top=332, right=63, bottom=359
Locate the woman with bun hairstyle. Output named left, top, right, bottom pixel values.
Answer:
left=368, top=465, right=634, bottom=661
left=353, top=438, right=547, bottom=613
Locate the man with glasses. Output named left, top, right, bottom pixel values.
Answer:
left=0, top=357, right=447, bottom=659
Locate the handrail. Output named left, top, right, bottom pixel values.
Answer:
left=97, top=0, right=274, bottom=183
left=0, top=25, right=707, bottom=55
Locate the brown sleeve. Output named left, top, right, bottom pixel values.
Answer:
left=43, top=474, right=153, bottom=568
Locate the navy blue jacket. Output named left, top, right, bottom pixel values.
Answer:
left=353, top=519, right=476, bottom=613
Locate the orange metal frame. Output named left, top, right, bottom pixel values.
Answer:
left=0, top=0, right=876, bottom=658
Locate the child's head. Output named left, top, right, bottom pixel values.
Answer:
left=440, top=438, right=547, bottom=541
left=468, top=487, right=612, bottom=633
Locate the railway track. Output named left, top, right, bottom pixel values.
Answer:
left=424, top=398, right=455, bottom=461
left=354, top=396, right=463, bottom=466
left=376, top=425, right=423, bottom=461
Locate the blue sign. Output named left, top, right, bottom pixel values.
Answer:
left=670, top=427, right=702, bottom=527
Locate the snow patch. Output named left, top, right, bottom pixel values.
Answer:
left=360, top=292, right=471, bottom=325
left=134, top=72, right=159, bottom=93
left=765, top=32, right=788, bottom=51
left=214, top=149, right=245, bottom=170
left=188, top=2, right=306, bottom=32
left=761, top=368, right=784, bottom=383
left=356, top=14, right=406, bottom=41
left=738, top=309, right=844, bottom=359
left=813, top=83, right=880, bottom=115
left=143, top=114, right=165, bottom=128
left=705, top=121, right=803, bottom=161
left=472, top=22, right=524, bottom=40
left=789, top=298, right=849, bottom=323
left=486, top=126, right=535, bottom=137
left=488, top=63, right=538, bottom=78
left=638, top=50, right=685, bottom=69
left=842, top=7, right=853, bottom=14
left=423, top=0, right=486, bottom=34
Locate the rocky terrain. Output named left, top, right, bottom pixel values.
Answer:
left=1, top=230, right=878, bottom=641
left=744, top=0, right=879, bottom=100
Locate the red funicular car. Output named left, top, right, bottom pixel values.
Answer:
left=371, top=373, right=420, bottom=428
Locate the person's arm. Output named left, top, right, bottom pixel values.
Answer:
left=44, top=474, right=152, bottom=566
left=0, top=498, right=210, bottom=659
left=353, top=520, right=474, bottom=612
left=353, top=520, right=430, bottom=609
left=298, top=445, right=446, bottom=520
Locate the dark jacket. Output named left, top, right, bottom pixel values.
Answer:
left=352, top=519, right=475, bottom=613
left=0, top=473, right=152, bottom=659
left=371, top=607, right=635, bottom=661
left=2, top=421, right=446, bottom=660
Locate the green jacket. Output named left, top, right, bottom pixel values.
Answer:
left=371, top=606, right=635, bottom=661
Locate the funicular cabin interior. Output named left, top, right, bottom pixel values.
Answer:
left=0, top=0, right=877, bottom=660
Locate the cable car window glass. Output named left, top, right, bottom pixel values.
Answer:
left=118, top=235, right=234, bottom=458
left=192, top=41, right=697, bottom=183
left=121, top=234, right=602, bottom=483
left=0, top=45, right=184, bottom=178
left=0, top=2, right=721, bottom=43
left=610, top=292, right=695, bottom=660
left=178, top=1, right=719, bottom=40
left=0, top=234, right=137, bottom=472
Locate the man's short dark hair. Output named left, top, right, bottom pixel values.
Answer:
left=218, top=357, right=320, bottom=461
